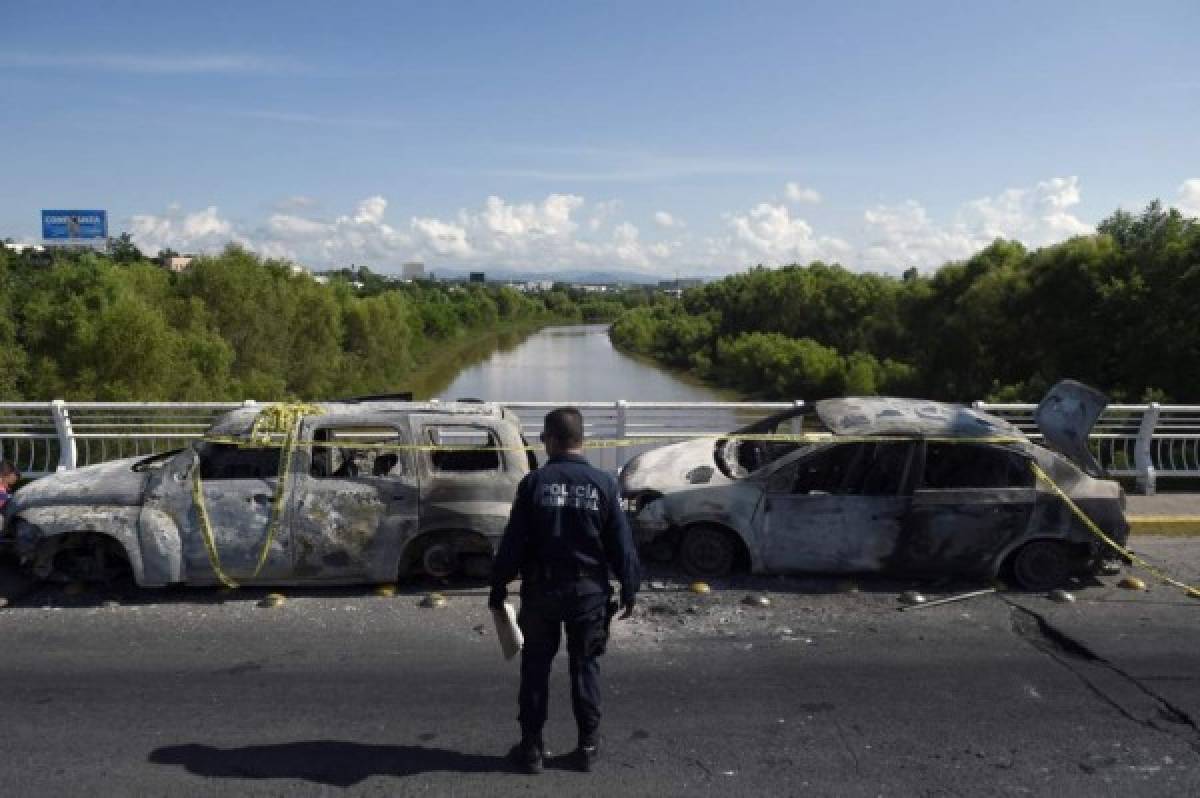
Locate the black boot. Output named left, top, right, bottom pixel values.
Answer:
left=571, top=738, right=599, bottom=772
left=508, top=737, right=544, bottom=774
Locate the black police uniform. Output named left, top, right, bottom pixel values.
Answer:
left=490, top=452, right=640, bottom=750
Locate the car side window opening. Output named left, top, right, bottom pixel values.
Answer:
left=775, top=442, right=913, bottom=496
left=310, top=426, right=407, bottom=479
left=198, top=443, right=281, bottom=480
left=426, top=425, right=503, bottom=473
left=922, top=443, right=1033, bottom=489
left=783, top=444, right=860, bottom=495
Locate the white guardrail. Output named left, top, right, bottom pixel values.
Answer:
left=0, top=400, right=1196, bottom=494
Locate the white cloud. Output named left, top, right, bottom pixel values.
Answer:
left=1179, top=179, right=1200, bottom=217
left=859, top=176, right=1093, bottom=272
left=654, top=211, right=680, bottom=228
left=118, top=176, right=1128, bottom=276
left=719, top=203, right=850, bottom=267
left=129, top=206, right=238, bottom=254
left=785, top=182, right=822, bottom=204
left=128, top=193, right=676, bottom=273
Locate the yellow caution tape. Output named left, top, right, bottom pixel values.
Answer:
left=195, top=431, right=1029, bottom=454
left=191, top=403, right=325, bottom=588
left=1029, top=461, right=1200, bottom=600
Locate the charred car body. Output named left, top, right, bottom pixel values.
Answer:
left=3, top=402, right=530, bottom=586
left=620, top=381, right=1128, bottom=590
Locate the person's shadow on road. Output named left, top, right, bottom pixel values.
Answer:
left=149, top=740, right=509, bottom=787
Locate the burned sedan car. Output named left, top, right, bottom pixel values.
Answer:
left=3, top=401, right=529, bottom=587
left=620, top=381, right=1128, bottom=590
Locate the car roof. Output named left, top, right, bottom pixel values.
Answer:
left=815, top=397, right=1027, bottom=440
left=206, top=401, right=511, bottom=439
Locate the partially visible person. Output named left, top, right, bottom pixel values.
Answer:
left=0, top=462, right=21, bottom=510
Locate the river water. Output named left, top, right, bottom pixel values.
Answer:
left=417, top=323, right=734, bottom=402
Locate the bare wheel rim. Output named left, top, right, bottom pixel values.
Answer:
left=681, top=527, right=735, bottom=577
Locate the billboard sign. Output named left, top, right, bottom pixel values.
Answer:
left=42, top=210, right=108, bottom=245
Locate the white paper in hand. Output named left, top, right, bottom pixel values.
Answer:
left=492, top=601, right=523, bottom=660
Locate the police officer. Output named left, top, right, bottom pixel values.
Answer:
left=489, top=406, right=640, bottom=774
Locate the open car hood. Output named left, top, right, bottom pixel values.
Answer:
left=1034, top=380, right=1108, bottom=477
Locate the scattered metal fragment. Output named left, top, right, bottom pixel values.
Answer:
left=1049, top=588, right=1075, bottom=603
left=420, top=592, right=447, bottom=608
left=259, top=592, right=286, bottom=608
left=373, top=584, right=397, bottom=598
left=690, top=582, right=711, bottom=595
left=899, top=590, right=926, bottom=606
left=1118, top=576, right=1147, bottom=591
left=900, top=587, right=996, bottom=611
left=742, top=594, right=771, bottom=608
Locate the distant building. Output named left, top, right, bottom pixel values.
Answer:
left=160, top=255, right=194, bottom=273
left=468, top=271, right=486, bottom=284
left=402, top=261, right=425, bottom=279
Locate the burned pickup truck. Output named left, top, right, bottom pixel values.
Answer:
left=2, top=401, right=531, bottom=587
left=620, top=381, right=1129, bottom=590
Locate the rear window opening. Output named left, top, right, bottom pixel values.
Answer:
left=311, top=426, right=406, bottom=478
left=923, top=443, right=1033, bottom=489
left=427, top=425, right=502, bottom=472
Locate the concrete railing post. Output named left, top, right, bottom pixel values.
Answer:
left=1135, top=403, right=1160, bottom=496
left=50, top=399, right=77, bottom=471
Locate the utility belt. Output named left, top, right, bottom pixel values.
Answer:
left=521, top=565, right=610, bottom=598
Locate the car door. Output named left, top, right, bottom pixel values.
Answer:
left=178, top=441, right=293, bottom=584
left=288, top=421, right=419, bottom=583
left=755, top=441, right=916, bottom=573
left=900, top=442, right=1036, bottom=576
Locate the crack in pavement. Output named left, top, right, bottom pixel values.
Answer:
left=1005, top=598, right=1200, bottom=755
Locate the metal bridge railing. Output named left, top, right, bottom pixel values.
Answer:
left=1, top=400, right=1196, bottom=494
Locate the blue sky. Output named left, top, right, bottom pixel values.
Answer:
left=2, top=0, right=1198, bottom=275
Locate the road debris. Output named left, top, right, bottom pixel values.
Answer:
left=743, top=594, right=771, bottom=608
left=649, top=580, right=668, bottom=591
left=420, top=592, right=447, bottom=608
left=900, top=587, right=996, bottom=611
left=373, top=584, right=397, bottom=598
left=690, top=582, right=711, bottom=595
left=0, top=597, right=8, bottom=609
left=1118, top=576, right=1147, bottom=591
left=1049, top=588, right=1076, bottom=603
left=899, top=590, right=926, bottom=606
left=259, top=592, right=286, bottom=608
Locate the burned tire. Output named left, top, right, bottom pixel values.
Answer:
left=679, top=525, right=737, bottom=578
left=421, top=541, right=458, bottom=579
left=1011, top=540, right=1073, bottom=591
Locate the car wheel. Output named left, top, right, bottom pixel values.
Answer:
left=1011, top=540, right=1074, bottom=591
left=422, top=541, right=458, bottom=579
left=679, top=525, right=736, bottom=578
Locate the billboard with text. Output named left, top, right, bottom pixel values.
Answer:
left=42, top=210, right=108, bottom=243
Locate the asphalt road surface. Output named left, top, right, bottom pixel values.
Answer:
left=2, top=538, right=1198, bottom=797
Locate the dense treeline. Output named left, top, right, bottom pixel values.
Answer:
left=611, top=202, right=1200, bottom=402
left=0, top=244, right=640, bottom=400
